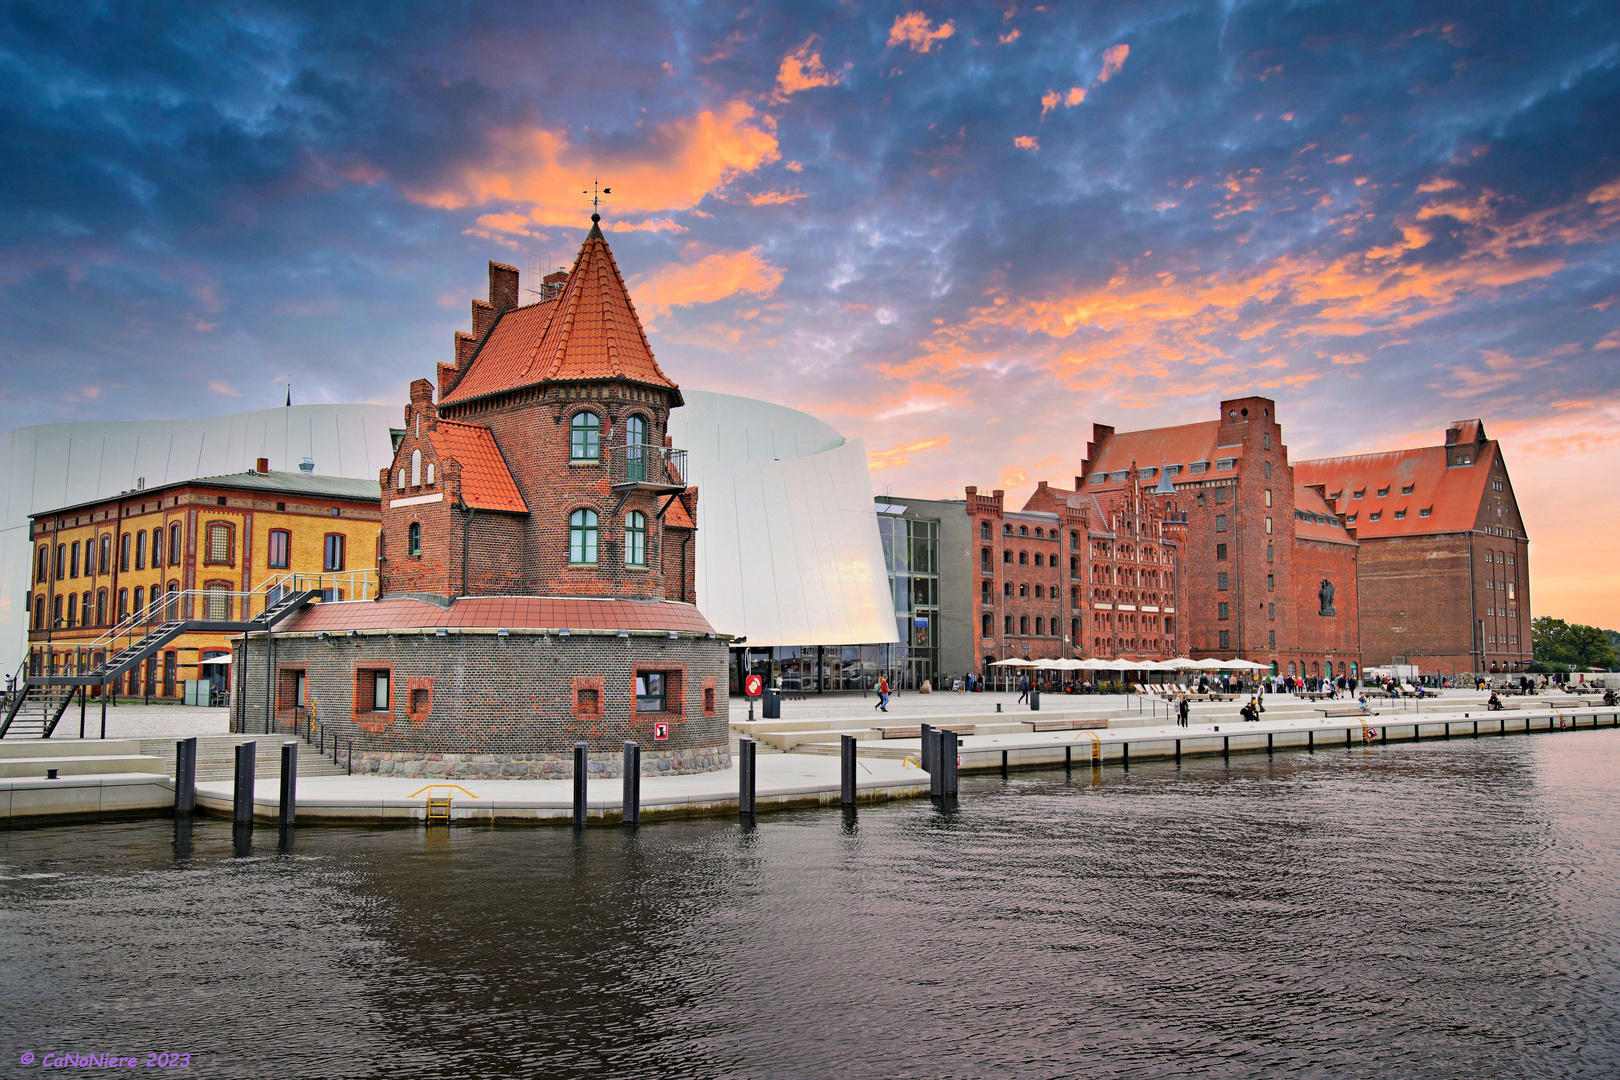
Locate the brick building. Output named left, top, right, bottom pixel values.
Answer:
left=24, top=464, right=380, bottom=700
left=1058, top=396, right=1360, bottom=680
left=1295, top=419, right=1528, bottom=674
left=238, top=216, right=730, bottom=778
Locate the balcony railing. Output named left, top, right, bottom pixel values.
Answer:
left=609, top=443, right=687, bottom=492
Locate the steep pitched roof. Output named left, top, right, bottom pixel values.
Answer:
left=440, top=219, right=680, bottom=406
left=429, top=419, right=527, bottom=513
left=1292, top=483, right=1357, bottom=546
left=1295, top=442, right=1496, bottom=538
left=1083, top=420, right=1234, bottom=492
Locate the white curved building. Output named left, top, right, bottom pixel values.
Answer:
left=668, top=391, right=898, bottom=649
left=0, top=404, right=401, bottom=661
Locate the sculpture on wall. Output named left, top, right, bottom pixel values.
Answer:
left=1319, top=578, right=1336, bottom=616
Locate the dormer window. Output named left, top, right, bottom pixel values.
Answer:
left=1369, top=512, right=1381, bottom=522
left=1393, top=509, right=1406, bottom=519
left=1376, top=486, right=1389, bottom=497
left=1401, top=484, right=1413, bottom=495
left=1329, top=490, right=1342, bottom=501
left=1353, top=489, right=1365, bottom=499
left=1189, top=462, right=1208, bottom=474
left=1215, top=458, right=1235, bottom=470
left=570, top=412, right=601, bottom=461
left=1419, top=507, right=1432, bottom=518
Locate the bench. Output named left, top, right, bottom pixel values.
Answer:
left=1316, top=707, right=1369, bottom=718
left=1029, top=719, right=1109, bottom=732
left=878, top=725, right=977, bottom=740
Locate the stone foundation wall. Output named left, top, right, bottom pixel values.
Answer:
left=237, top=627, right=730, bottom=776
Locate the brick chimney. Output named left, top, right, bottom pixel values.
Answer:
left=489, top=261, right=519, bottom=311
left=255, top=457, right=269, bottom=474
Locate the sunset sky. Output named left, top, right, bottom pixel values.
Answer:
left=1, top=2, right=1617, bottom=625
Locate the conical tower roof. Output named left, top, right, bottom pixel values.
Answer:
left=440, top=216, right=681, bottom=406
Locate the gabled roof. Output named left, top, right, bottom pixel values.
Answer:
left=429, top=420, right=527, bottom=513
left=440, top=218, right=680, bottom=406
left=664, top=489, right=696, bottom=529
left=282, top=595, right=717, bottom=635
left=1292, top=483, right=1357, bottom=546
left=1084, top=420, right=1233, bottom=491
left=1295, top=442, right=1497, bottom=538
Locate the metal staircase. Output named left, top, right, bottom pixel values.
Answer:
left=2, top=576, right=329, bottom=739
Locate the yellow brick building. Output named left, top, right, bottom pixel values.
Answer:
left=23, top=465, right=380, bottom=701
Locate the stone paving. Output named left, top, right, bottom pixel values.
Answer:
left=22, top=704, right=231, bottom=742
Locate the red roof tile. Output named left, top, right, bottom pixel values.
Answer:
left=430, top=419, right=526, bottom=513
left=1292, top=484, right=1357, bottom=546
left=1296, top=443, right=1496, bottom=538
left=281, top=596, right=717, bottom=634
left=440, top=222, right=679, bottom=406
left=1083, top=420, right=1238, bottom=493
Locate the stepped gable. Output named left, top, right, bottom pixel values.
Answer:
left=429, top=418, right=526, bottom=513
left=440, top=216, right=681, bottom=407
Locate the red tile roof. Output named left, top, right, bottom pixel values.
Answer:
left=1295, top=442, right=1496, bottom=538
left=1083, top=420, right=1238, bottom=492
left=1292, top=484, right=1357, bottom=546
left=281, top=596, right=717, bottom=634
left=441, top=222, right=680, bottom=406
left=430, top=420, right=527, bottom=513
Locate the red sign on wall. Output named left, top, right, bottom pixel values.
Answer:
left=653, top=721, right=670, bottom=741
left=744, top=674, right=764, bottom=698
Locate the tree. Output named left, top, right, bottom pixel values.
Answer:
left=1532, top=617, right=1618, bottom=670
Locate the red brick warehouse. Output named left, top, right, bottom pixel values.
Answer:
left=237, top=215, right=730, bottom=778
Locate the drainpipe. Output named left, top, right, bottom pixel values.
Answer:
left=459, top=498, right=476, bottom=598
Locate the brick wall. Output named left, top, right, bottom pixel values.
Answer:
left=1289, top=536, right=1360, bottom=677
left=238, top=629, right=731, bottom=778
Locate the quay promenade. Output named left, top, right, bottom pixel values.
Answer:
left=0, top=690, right=1614, bottom=825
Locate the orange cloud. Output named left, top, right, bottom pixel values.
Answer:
left=1014, top=135, right=1039, bottom=151
left=888, top=12, right=955, bottom=53
left=405, top=100, right=778, bottom=231
left=629, top=247, right=784, bottom=320
left=1040, top=90, right=1061, bottom=117
left=1093, top=43, right=1129, bottom=85
left=746, top=190, right=806, bottom=206
left=1042, top=87, right=1085, bottom=116
left=869, top=436, right=949, bottom=471
left=999, top=28, right=1021, bottom=45
left=772, top=38, right=843, bottom=101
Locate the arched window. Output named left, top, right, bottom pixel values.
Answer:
left=982, top=613, right=993, bottom=637
left=207, top=522, right=232, bottom=565
left=34, top=595, right=44, bottom=629
left=169, top=523, right=181, bottom=564
left=135, top=531, right=146, bottom=570
left=1003, top=550, right=1012, bottom=563
left=83, top=540, right=94, bottom=577
left=204, top=581, right=231, bottom=621
left=1034, top=553, right=1043, bottom=567
left=1019, top=526, right=1028, bottom=536
left=625, top=414, right=648, bottom=482
left=981, top=580, right=990, bottom=603
left=96, top=589, right=107, bottom=627
left=570, top=412, right=601, bottom=461
left=35, top=545, right=47, bottom=583
left=151, top=527, right=163, bottom=568
left=52, top=595, right=62, bottom=627
left=1035, top=617, right=1044, bottom=635
left=117, top=589, right=128, bottom=621
left=624, top=511, right=646, bottom=566
left=1071, top=618, right=1080, bottom=641
left=981, top=548, right=991, bottom=571
left=407, top=521, right=422, bottom=557
left=1018, top=551, right=1028, bottom=565
left=410, top=449, right=421, bottom=486
left=165, top=582, right=179, bottom=620
left=1034, top=528, right=1043, bottom=538
left=569, top=509, right=599, bottom=564
left=1270, top=661, right=1279, bottom=676
left=426, top=463, right=435, bottom=485
left=981, top=521, right=991, bottom=541
left=65, top=594, right=76, bottom=628
left=133, top=586, right=144, bottom=614
left=268, top=529, right=290, bottom=569
left=1070, top=531, right=1079, bottom=548
left=397, top=469, right=406, bottom=490
left=1004, top=615, right=1013, bottom=634
left=1019, top=615, right=1029, bottom=635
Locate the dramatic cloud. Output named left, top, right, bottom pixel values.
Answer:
left=1093, top=43, right=1130, bottom=85
left=888, top=12, right=955, bottom=54
left=772, top=38, right=843, bottom=100
left=407, top=101, right=780, bottom=230
left=630, top=247, right=783, bottom=320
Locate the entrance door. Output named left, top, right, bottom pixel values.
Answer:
left=201, top=650, right=229, bottom=705
left=902, top=656, right=933, bottom=691
left=162, top=652, right=177, bottom=697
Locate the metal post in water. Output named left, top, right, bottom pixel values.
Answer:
left=929, top=730, right=944, bottom=797
left=940, top=729, right=959, bottom=798
left=175, top=737, right=196, bottom=816
left=840, top=734, right=856, bottom=807
left=279, top=740, right=297, bottom=828
left=622, top=742, right=640, bottom=827
left=573, top=742, right=588, bottom=828
left=233, top=741, right=256, bottom=826
left=1267, top=732, right=1273, bottom=755
left=1001, top=749, right=1008, bottom=777
left=739, top=738, right=757, bottom=816
left=920, top=723, right=934, bottom=773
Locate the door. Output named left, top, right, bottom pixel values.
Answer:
left=201, top=651, right=229, bottom=705
left=902, top=656, right=933, bottom=691
left=162, top=651, right=177, bottom=698
left=625, top=415, right=647, bottom=482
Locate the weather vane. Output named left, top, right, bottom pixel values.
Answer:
left=582, top=179, right=611, bottom=215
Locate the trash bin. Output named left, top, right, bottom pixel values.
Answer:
left=1029, top=689, right=1040, bottom=711
left=763, top=689, right=781, bottom=719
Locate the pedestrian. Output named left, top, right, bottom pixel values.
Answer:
left=1017, top=673, right=1031, bottom=704
left=874, top=674, right=890, bottom=712
left=1177, top=695, right=1190, bottom=728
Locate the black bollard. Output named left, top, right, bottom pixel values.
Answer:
left=739, top=738, right=757, bottom=816
left=940, top=730, right=959, bottom=798
left=1001, top=748, right=1008, bottom=777
left=1065, top=745, right=1072, bottom=772
left=279, top=740, right=297, bottom=828
left=1175, top=738, right=1181, bottom=763
left=233, top=741, right=256, bottom=827
left=1267, top=732, right=1274, bottom=755
left=920, top=723, right=934, bottom=773
left=840, top=734, right=857, bottom=807
left=174, top=737, right=196, bottom=817
left=622, top=742, right=640, bottom=827
left=929, top=730, right=944, bottom=797
left=573, top=742, right=588, bottom=828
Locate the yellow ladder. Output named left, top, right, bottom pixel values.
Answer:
left=411, top=784, right=479, bottom=823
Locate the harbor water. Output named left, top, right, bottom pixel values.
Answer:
left=2, top=728, right=1618, bottom=1078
